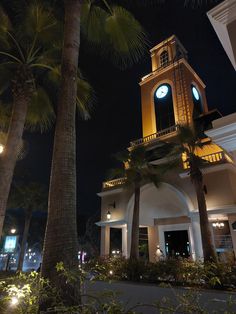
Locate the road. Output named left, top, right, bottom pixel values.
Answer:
left=84, top=280, right=236, bottom=313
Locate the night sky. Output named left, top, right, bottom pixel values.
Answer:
left=20, top=0, right=236, bottom=225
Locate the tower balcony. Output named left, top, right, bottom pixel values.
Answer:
left=130, top=125, right=178, bottom=147
left=102, top=177, right=126, bottom=190
left=183, top=151, right=233, bottom=169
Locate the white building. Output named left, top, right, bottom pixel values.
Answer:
left=207, top=0, right=236, bottom=70
left=96, top=35, right=236, bottom=262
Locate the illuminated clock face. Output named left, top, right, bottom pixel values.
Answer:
left=192, top=86, right=200, bottom=101
left=156, top=85, right=169, bottom=99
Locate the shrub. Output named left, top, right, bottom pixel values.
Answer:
left=86, top=257, right=236, bottom=290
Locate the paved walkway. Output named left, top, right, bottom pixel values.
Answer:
left=84, top=280, right=236, bottom=313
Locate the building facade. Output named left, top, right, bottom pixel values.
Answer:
left=96, top=35, right=236, bottom=262
left=207, top=0, right=236, bottom=70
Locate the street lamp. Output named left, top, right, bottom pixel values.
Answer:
left=10, top=228, right=16, bottom=234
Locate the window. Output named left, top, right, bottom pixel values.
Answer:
left=160, top=50, right=169, bottom=67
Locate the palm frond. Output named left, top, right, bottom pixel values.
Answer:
left=81, top=1, right=108, bottom=45
left=113, top=149, right=130, bottom=163
left=21, top=3, right=62, bottom=47
left=106, top=167, right=125, bottom=180
left=8, top=181, right=48, bottom=212
left=103, top=5, right=148, bottom=68
left=47, top=66, right=94, bottom=120
left=33, top=46, right=61, bottom=67
left=129, top=145, right=147, bottom=168
left=25, top=88, right=55, bottom=133
left=0, top=6, right=11, bottom=49
left=177, top=125, right=196, bottom=145
left=76, top=74, right=94, bottom=120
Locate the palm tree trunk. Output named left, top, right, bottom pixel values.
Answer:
left=41, top=0, right=81, bottom=306
left=130, top=184, right=140, bottom=260
left=0, top=68, right=32, bottom=238
left=192, top=173, right=217, bottom=263
left=17, top=208, right=32, bottom=271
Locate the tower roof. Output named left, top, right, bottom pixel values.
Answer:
left=150, top=35, right=188, bottom=55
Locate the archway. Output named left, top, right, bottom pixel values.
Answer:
left=125, top=183, right=196, bottom=261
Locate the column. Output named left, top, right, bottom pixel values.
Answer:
left=122, top=225, right=128, bottom=258
left=148, top=225, right=158, bottom=263
left=190, top=213, right=203, bottom=260
left=100, top=226, right=110, bottom=256
left=126, top=223, right=132, bottom=258
left=228, top=214, right=236, bottom=258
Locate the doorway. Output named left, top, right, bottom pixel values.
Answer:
left=164, top=230, right=190, bottom=258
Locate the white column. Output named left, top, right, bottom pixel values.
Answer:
left=126, top=223, right=132, bottom=258
left=190, top=214, right=203, bottom=260
left=100, top=226, right=110, bottom=256
left=228, top=214, right=236, bottom=258
left=148, top=226, right=158, bottom=262
left=122, top=225, right=128, bottom=258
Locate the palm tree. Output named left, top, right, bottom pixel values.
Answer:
left=0, top=3, right=93, bottom=239
left=0, top=4, right=58, bottom=238
left=8, top=182, right=47, bottom=271
left=173, top=125, right=217, bottom=262
left=110, top=146, right=165, bottom=260
left=41, top=0, right=147, bottom=305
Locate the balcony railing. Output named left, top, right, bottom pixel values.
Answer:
left=183, top=151, right=230, bottom=169
left=130, top=125, right=178, bottom=147
left=214, top=235, right=233, bottom=250
left=103, top=177, right=126, bottom=189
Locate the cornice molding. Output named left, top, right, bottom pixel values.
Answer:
left=139, top=59, right=205, bottom=88
left=97, top=188, right=123, bottom=197
left=206, top=122, right=236, bottom=151
left=207, top=0, right=236, bottom=25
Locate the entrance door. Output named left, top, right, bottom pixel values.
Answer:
left=164, top=230, right=190, bottom=258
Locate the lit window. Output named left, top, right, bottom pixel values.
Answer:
left=160, top=50, right=169, bottom=67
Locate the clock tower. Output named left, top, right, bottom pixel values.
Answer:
left=140, top=35, right=209, bottom=138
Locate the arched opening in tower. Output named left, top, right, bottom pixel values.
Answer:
left=154, top=83, right=175, bottom=131
left=191, top=84, right=203, bottom=118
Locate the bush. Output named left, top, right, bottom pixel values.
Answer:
left=0, top=261, right=236, bottom=313
left=86, top=257, right=236, bottom=290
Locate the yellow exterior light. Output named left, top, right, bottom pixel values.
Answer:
left=107, top=211, right=111, bottom=221
left=0, top=144, right=4, bottom=154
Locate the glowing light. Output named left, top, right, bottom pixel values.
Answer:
left=109, top=270, right=113, bottom=275
left=4, top=236, right=17, bottom=253
left=192, top=86, right=200, bottom=101
left=212, top=221, right=224, bottom=229
left=106, top=211, right=111, bottom=221
left=156, top=85, right=169, bottom=99
left=10, top=228, right=16, bottom=234
left=0, top=144, right=4, bottom=154
left=11, top=296, right=19, bottom=306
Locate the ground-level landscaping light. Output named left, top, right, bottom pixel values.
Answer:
left=10, top=296, right=19, bottom=306
left=0, top=144, right=4, bottom=154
